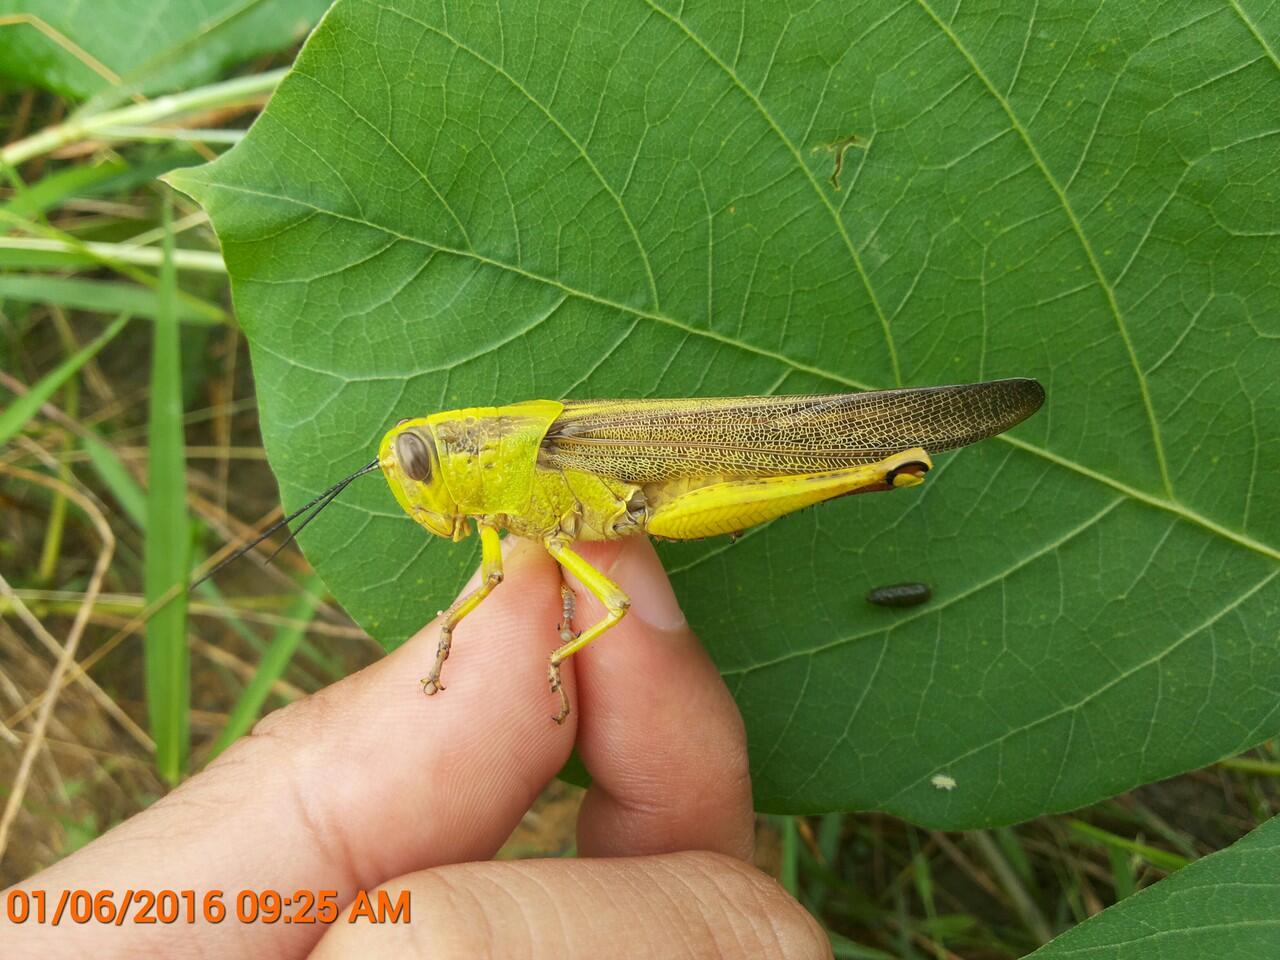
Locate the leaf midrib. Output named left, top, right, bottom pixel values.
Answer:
left=201, top=177, right=1279, bottom=567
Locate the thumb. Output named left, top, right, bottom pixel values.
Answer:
left=309, top=851, right=832, bottom=959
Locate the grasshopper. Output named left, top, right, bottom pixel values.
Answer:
left=200, top=378, right=1043, bottom=722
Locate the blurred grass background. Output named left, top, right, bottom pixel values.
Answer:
left=1, top=25, right=1277, bottom=960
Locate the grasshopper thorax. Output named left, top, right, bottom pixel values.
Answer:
left=379, top=419, right=464, bottom=541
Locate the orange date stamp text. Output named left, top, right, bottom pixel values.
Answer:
left=6, top=887, right=410, bottom=926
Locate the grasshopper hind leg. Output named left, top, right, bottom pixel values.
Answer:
left=643, top=447, right=933, bottom=540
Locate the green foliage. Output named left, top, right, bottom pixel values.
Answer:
left=206, top=574, right=327, bottom=760
left=0, top=312, right=128, bottom=446
left=142, top=199, right=191, bottom=783
left=1028, top=814, right=1280, bottom=959
left=0, top=0, right=328, bottom=100
left=170, top=0, right=1279, bottom=824
left=0, top=275, right=222, bottom=323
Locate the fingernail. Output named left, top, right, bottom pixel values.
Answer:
left=610, top=538, right=687, bottom=633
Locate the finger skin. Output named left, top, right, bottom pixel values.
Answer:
left=0, top=538, right=575, bottom=959
left=565, top=537, right=755, bottom=862
left=310, top=852, right=832, bottom=960
left=3, top=535, right=761, bottom=958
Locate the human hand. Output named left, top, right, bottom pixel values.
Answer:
left=3, top=536, right=830, bottom=958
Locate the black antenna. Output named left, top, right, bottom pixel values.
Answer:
left=190, top=457, right=380, bottom=591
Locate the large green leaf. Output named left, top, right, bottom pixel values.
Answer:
left=1029, top=814, right=1280, bottom=958
left=169, top=0, right=1280, bottom=824
left=0, top=0, right=329, bottom=100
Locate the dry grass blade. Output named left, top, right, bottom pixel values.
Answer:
left=0, top=464, right=115, bottom=861
left=2, top=583, right=183, bottom=733
left=1, top=589, right=367, bottom=639
left=0, top=14, right=121, bottom=88
left=0, top=583, right=153, bottom=753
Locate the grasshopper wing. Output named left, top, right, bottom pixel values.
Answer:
left=540, top=378, right=1043, bottom=483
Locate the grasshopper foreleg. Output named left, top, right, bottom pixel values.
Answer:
left=421, top=522, right=503, bottom=696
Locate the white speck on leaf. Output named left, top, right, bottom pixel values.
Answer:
left=931, top=773, right=957, bottom=791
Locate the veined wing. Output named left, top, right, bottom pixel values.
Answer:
left=540, top=378, right=1044, bottom=483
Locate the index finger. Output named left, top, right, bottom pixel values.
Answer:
left=2, top=537, right=574, bottom=958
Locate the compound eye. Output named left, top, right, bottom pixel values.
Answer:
left=394, top=431, right=432, bottom=482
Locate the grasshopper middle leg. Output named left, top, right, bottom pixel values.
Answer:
left=544, top=539, right=631, bottom=724
left=558, top=581, right=578, bottom=645
left=422, top=522, right=503, bottom=695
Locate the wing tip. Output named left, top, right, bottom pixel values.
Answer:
left=994, top=376, right=1046, bottom=419
left=967, top=376, right=1046, bottom=439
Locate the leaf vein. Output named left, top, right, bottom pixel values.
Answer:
left=912, top=0, right=1175, bottom=498
left=200, top=180, right=1280, bottom=564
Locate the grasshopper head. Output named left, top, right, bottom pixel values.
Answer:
left=378, top=419, right=464, bottom=541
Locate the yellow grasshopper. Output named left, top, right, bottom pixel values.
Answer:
left=200, top=378, right=1043, bottom=722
